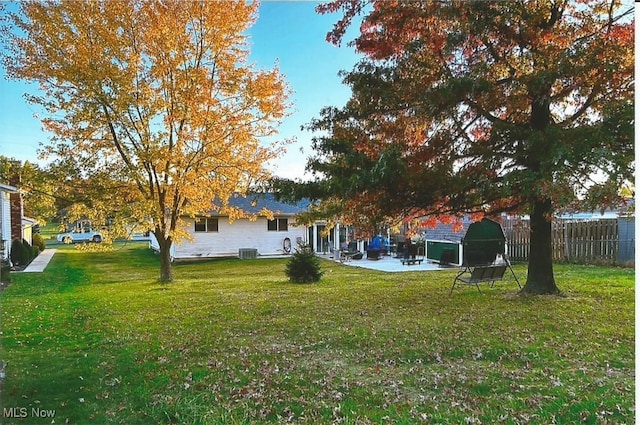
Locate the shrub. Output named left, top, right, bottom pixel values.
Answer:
left=10, top=239, right=29, bottom=266
left=32, top=233, right=46, bottom=252
left=30, top=245, right=40, bottom=260
left=285, top=243, right=323, bottom=283
left=22, top=239, right=35, bottom=262
left=0, top=260, right=10, bottom=282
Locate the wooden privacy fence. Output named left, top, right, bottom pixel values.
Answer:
left=504, top=218, right=622, bottom=263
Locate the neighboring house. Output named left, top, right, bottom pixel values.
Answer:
left=21, top=216, right=38, bottom=246
left=419, top=216, right=474, bottom=243
left=149, top=193, right=312, bottom=260
left=0, top=182, right=34, bottom=263
left=417, top=216, right=474, bottom=266
left=0, top=183, right=19, bottom=262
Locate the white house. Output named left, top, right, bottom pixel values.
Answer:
left=21, top=217, right=38, bottom=245
left=149, top=193, right=312, bottom=260
left=0, top=182, right=36, bottom=263
left=0, top=183, right=18, bottom=262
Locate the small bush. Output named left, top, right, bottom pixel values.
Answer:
left=285, top=243, right=323, bottom=283
left=0, top=260, right=11, bottom=282
left=32, top=233, right=46, bottom=252
left=22, top=239, right=34, bottom=262
left=30, top=245, right=40, bottom=260
left=10, top=239, right=29, bottom=266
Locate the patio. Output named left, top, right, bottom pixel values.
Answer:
left=324, top=253, right=456, bottom=273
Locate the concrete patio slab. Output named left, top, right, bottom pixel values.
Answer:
left=324, top=254, right=457, bottom=273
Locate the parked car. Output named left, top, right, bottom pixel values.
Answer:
left=56, top=228, right=103, bottom=243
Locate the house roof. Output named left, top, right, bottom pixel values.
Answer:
left=22, top=217, right=38, bottom=227
left=210, top=193, right=310, bottom=216
left=420, top=216, right=474, bottom=243
left=0, top=183, right=18, bottom=193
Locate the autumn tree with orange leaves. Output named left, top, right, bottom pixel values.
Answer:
left=273, top=0, right=633, bottom=294
left=2, top=1, right=290, bottom=282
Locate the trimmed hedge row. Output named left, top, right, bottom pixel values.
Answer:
left=10, top=238, right=41, bottom=267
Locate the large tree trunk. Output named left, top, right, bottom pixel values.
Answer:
left=159, top=245, right=173, bottom=283
left=153, top=230, right=174, bottom=283
left=521, top=198, right=560, bottom=294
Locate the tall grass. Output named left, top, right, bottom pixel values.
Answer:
left=0, top=244, right=634, bottom=424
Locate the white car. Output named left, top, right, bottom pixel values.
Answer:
left=57, top=228, right=103, bottom=243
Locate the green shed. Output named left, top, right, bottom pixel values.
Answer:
left=426, top=240, right=460, bottom=265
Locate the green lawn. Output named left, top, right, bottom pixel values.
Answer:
left=0, top=244, right=634, bottom=424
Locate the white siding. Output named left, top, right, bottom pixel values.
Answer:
left=148, top=233, right=177, bottom=259
left=150, top=216, right=307, bottom=260
left=1, top=190, right=12, bottom=261
left=21, top=222, right=33, bottom=246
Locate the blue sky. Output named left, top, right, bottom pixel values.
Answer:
left=0, top=1, right=363, bottom=180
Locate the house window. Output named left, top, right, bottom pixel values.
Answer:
left=267, top=218, right=288, bottom=231
left=195, top=218, right=218, bottom=232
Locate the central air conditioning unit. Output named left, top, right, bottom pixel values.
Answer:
left=238, top=248, right=258, bottom=259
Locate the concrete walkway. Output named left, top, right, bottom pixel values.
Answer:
left=21, top=249, right=57, bottom=272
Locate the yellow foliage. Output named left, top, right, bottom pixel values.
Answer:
left=74, top=243, right=115, bottom=253
left=5, top=1, right=291, bottom=279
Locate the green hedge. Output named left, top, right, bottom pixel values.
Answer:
left=10, top=238, right=38, bottom=267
